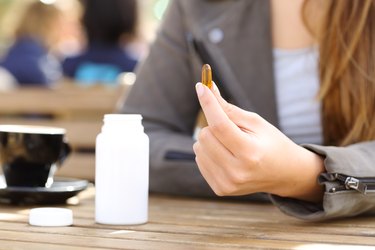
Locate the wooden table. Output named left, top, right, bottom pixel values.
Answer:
left=0, top=187, right=375, bottom=249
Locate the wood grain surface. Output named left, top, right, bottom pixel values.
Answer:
left=0, top=187, right=374, bottom=249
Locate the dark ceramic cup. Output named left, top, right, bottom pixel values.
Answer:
left=0, top=125, right=71, bottom=188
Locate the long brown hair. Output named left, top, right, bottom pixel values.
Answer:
left=303, top=0, right=375, bottom=146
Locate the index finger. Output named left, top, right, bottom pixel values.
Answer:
left=195, top=82, right=244, bottom=151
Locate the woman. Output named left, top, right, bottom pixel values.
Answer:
left=122, top=0, right=375, bottom=220
left=0, top=1, right=63, bottom=86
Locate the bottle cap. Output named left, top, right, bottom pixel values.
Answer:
left=29, top=207, right=73, bottom=227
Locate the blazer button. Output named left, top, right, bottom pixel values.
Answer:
left=208, top=28, right=224, bottom=44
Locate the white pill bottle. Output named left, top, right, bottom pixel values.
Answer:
left=95, top=114, right=149, bottom=225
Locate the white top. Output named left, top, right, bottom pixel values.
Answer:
left=273, top=47, right=322, bottom=145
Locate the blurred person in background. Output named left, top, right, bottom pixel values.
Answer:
left=0, top=1, right=63, bottom=86
left=62, top=0, right=139, bottom=85
left=53, top=0, right=85, bottom=59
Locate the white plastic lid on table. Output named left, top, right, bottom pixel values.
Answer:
left=29, top=207, right=73, bottom=227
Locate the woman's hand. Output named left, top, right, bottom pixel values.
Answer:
left=193, top=82, right=325, bottom=202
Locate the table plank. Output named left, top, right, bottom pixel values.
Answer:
left=0, top=188, right=375, bottom=249
left=1, top=222, right=371, bottom=250
left=0, top=239, right=103, bottom=250
left=1, top=217, right=374, bottom=250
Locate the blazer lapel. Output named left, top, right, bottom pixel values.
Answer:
left=191, top=0, right=278, bottom=127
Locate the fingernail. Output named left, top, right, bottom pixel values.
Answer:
left=196, top=82, right=204, bottom=97
left=212, top=81, right=218, bottom=91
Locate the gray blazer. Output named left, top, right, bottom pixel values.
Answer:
left=122, top=0, right=375, bottom=220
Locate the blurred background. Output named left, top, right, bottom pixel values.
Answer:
left=0, top=0, right=169, bottom=58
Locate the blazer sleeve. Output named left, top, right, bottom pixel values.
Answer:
left=120, top=0, right=215, bottom=196
left=270, top=140, right=375, bottom=220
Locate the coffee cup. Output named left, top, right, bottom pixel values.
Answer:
left=0, top=125, right=71, bottom=188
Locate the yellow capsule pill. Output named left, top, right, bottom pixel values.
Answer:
left=201, top=64, right=212, bottom=89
